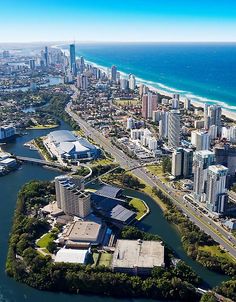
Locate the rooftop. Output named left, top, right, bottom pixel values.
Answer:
left=64, top=221, right=101, bottom=242
left=95, top=185, right=123, bottom=199
left=112, top=240, right=165, bottom=269
left=55, top=248, right=88, bottom=264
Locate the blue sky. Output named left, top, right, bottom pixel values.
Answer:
left=0, top=0, right=236, bottom=42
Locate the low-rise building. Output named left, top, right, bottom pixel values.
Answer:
left=112, top=239, right=165, bottom=275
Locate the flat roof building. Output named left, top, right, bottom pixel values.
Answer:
left=112, top=239, right=165, bottom=275
left=55, top=248, right=89, bottom=264
left=63, top=221, right=102, bottom=244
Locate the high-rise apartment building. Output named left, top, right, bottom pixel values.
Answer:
left=70, top=43, right=77, bottom=76
left=168, top=110, right=180, bottom=148
left=206, top=165, right=228, bottom=213
left=193, top=150, right=215, bottom=202
left=55, top=176, right=91, bottom=218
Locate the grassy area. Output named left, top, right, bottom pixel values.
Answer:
left=37, top=232, right=54, bottom=249
left=27, top=124, right=59, bottom=130
left=129, top=197, right=148, bottom=220
left=90, top=158, right=114, bottom=167
left=198, top=245, right=236, bottom=263
left=146, top=164, right=168, bottom=183
left=74, top=129, right=86, bottom=137
left=98, top=253, right=113, bottom=267
left=75, top=166, right=91, bottom=177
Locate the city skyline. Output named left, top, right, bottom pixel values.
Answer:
left=0, top=0, right=236, bottom=43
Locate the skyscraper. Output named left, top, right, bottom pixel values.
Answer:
left=205, top=104, right=222, bottom=136
left=168, top=110, right=180, bottom=148
left=111, top=65, right=117, bottom=82
left=193, top=150, right=215, bottom=202
left=44, top=46, right=49, bottom=67
left=128, top=74, right=136, bottom=90
left=171, top=148, right=193, bottom=178
left=206, top=165, right=228, bottom=213
left=70, top=43, right=77, bottom=76
left=159, top=110, right=169, bottom=139
left=142, top=92, right=157, bottom=119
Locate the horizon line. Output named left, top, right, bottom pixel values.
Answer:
left=1, top=40, right=236, bottom=45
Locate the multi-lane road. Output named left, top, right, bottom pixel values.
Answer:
left=66, top=95, right=236, bottom=259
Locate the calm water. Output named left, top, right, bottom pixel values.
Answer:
left=0, top=120, right=229, bottom=302
left=65, top=43, right=236, bottom=111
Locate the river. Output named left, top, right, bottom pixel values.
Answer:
left=0, top=120, right=229, bottom=302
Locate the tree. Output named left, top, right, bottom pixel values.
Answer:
left=162, top=157, right=171, bottom=174
left=200, top=292, right=217, bottom=302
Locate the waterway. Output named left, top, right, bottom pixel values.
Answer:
left=0, top=120, right=229, bottom=302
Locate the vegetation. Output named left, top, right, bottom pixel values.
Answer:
left=200, top=292, right=217, bottom=302
left=34, top=137, right=53, bottom=161
left=152, top=187, right=236, bottom=276
left=162, top=157, right=172, bottom=174
left=43, top=92, right=80, bottom=130
left=129, top=197, right=148, bottom=220
left=6, top=181, right=201, bottom=300
left=215, top=279, right=236, bottom=301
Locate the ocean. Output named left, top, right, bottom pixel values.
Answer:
left=62, top=43, right=236, bottom=112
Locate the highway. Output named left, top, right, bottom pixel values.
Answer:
left=66, top=96, right=236, bottom=259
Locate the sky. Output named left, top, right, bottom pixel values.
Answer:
left=0, top=0, right=236, bottom=43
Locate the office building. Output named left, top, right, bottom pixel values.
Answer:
left=111, top=65, right=117, bottom=82
left=55, top=175, right=91, bottom=218
left=112, top=239, right=165, bottom=275
left=168, top=110, right=180, bottom=148
left=206, top=165, right=228, bottom=213
left=193, top=150, right=215, bottom=202
left=191, top=130, right=210, bottom=151
left=70, top=43, right=77, bottom=76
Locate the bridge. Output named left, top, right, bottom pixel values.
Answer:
left=15, top=156, right=92, bottom=179
left=15, top=156, right=66, bottom=169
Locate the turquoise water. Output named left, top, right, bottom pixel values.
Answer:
left=65, top=43, right=236, bottom=111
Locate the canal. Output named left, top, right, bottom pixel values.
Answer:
left=0, top=120, right=229, bottom=302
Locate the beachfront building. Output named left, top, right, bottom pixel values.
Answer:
left=112, top=239, right=165, bottom=275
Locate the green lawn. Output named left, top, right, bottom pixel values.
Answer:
left=37, top=232, right=54, bottom=249
left=129, top=197, right=148, bottom=220
left=146, top=165, right=169, bottom=184
left=198, top=245, right=236, bottom=263
left=90, top=158, right=114, bottom=167
left=98, top=253, right=113, bottom=267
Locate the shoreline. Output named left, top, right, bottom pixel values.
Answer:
left=56, top=44, right=236, bottom=122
